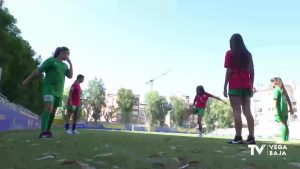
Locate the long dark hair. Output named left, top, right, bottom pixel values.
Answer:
left=196, top=85, right=205, bottom=95
left=271, top=77, right=286, bottom=91
left=230, top=34, right=251, bottom=70
left=53, top=46, right=69, bottom=58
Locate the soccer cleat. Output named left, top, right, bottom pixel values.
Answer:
left=227, top=136, right=244, bottom=144
left=45, top=131, right=53, bottom=138
left=38, top=132, right=47, bottom=138
left=66, top=129, right=73, bottom=134
left=246, top=136, right=256, bottom=144
left=39, top=131, right=52, bottom=139
left=72, top=130, right=80, bottom=134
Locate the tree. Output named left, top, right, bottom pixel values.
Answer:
left=170, top=96, right=189, bottom=127
left=81, top=90, right=92, bottom=123
left=145, top=91, right=168, bottom=126
left=86, top=78, right=106, bottom=123
left=0, top=6, right=43, bottom=113
left=55, top=87, right=70, bottom=120
left=203, top=99, right=233, bottom=132
left=116, top=88, right=135, bottom=124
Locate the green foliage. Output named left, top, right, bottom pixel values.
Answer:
left=116, top=88, right=135, bottom=124
left=0, top=7, right=43, bottom=113
left=145, top=91, right=168, bottom=126
left=81, top=90, right=92, bottom=123
left=55, top=87, right=70, bottom=120
left=86, top=78, right=106, bottom=122
left=170, top=97, right=188, bottom=127
left=203, top=99, right=233, bottom=132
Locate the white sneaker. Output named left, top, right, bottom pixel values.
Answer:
left=66, top=129, right=73, bottom=134
left=198, top=131, right=203, bottom=138
left=72, top=130, right=80, bottom=134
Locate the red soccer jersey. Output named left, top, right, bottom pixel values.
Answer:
left=224, top=50, right=253, bottom=90
left=68, top=82, right=81, bottom=106
left=194, top=93, right=212, bottom=109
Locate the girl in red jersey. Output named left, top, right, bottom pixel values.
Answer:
left=193, top=85, right=226, bottom=137
left=65, top=74, right=84, bottom=134
left=223, top=33, right=255, bottom=144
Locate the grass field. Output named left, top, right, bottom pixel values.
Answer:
left=0, top=129, right=300, bottom=169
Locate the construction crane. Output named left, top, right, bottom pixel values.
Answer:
left=146, top=68, right=171, bottom=92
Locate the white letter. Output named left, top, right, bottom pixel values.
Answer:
left=248, top=145, right=256, bottom=155
left=255, top=145, right=266, bottom=155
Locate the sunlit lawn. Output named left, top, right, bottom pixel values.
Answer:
left=1, top=129, right=300, bottom=169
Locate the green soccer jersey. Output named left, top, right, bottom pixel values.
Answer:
left=274, top=86, right=288, bottom=116
left=39, top=57, right=68, bottom=97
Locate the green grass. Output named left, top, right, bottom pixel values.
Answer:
left=0, top=129, right=300, bottom=169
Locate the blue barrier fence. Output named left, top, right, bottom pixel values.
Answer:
left=0, top=95, right=192, bottom=134
left=0, top=95, right=40, bottom=132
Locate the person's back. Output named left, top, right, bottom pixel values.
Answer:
left=224, top=50, right=253, bottom=91
left=223, top=33, right=255, bottom=144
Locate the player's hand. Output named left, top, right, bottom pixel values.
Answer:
left=223, top=88, right=228, bottom=98
left=66, top=57, right=72, bottom=64
left=289, top=109, right=294, bottom=115
left=22, top=79, right=29, bottom=87
left=252, top=87, right=257, bottom=93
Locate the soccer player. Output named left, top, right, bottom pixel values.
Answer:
left=65, top=74, right=84, bottom=134
left=271, top=77, right=294, bottom=143
left=193, top=85, right=226, bottom=137
left=223, top=33, right=255, bottom=144
left=23, top=47, right=73, bottom=138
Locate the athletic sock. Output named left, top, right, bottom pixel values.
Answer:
left=65, top=123, right=70, bottom=130
left=46, top=113, right=55, bottom=131
left=41, top=111, right=51, bottom=132
left=281, top=125, right=288, bottom=142
left=72, top=123, right=76, bottom=131
left=285, top=126, right=289, bottom=141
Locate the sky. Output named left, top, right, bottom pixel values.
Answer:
left=4, top=0, right=300, bottom=102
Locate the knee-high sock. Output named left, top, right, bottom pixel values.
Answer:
left=65, top=123, right=70, bottom=130
left=72, top=123, right=76, bottom=130
left=72, top=112, right=78, bottom=131
left=47, top=113, right=55, bottom=131
left=285, top=126, right=289, bottom=141
left=281, top=125, right=289, bottom=142
left=41, top=111, right=51, bottom=132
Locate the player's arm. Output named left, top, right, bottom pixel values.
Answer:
left=210, top=94, right=226, bottom=104
left=283, top=89, right=294, bottom=115
left=23, top=58, right=52, bottom=86
left=274, top=89, right=279, bottom=113
left=66, top=58, right=73, bottom=79
left=22, top=69, right=42, bottom=86
left=223, top=68, right=231, bottom=97
left=274, top=99, right=278, bottom=112
left=249, top=55, right=255, bottom=89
